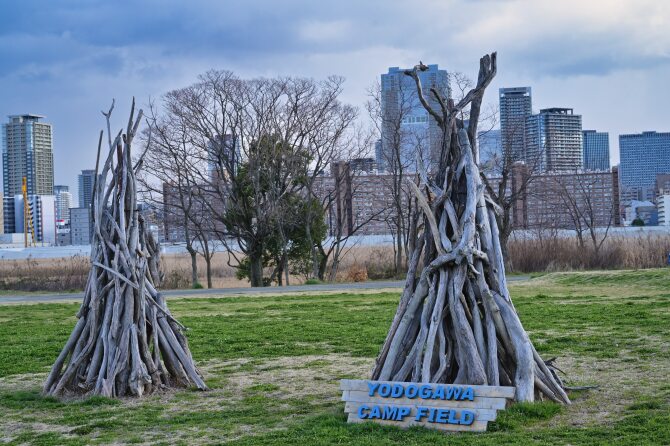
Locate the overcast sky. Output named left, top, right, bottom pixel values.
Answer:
left=2, top=0, right=670, bottom=195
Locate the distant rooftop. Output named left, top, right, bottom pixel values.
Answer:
left=539, top=108, right=574, bottom=115
left=620, top=131, right=670, bottom=137
left=7, top=114, right=46, bottom=121
left=499, top=86, right=531, bottom=96
left=386, top=64, right=441, bottom=73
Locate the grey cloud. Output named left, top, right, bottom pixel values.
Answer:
left=1, top=0, right=669, bottom=192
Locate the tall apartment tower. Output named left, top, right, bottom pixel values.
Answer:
left=582, top=130, right=610, bottom=171
left=378, top=64, right=449, bottom=173
left=477, top=129, right=502, bottom=175
left=525, top=108, right=583, bottom=172
left=78, top=169, right=101, bottom=208
left=207, top=134, right=240, bottom=181
left=2, top=114, right=54, bottom=233
left=499, top=87, right=532, bottom=162
left=619, top=131, right=670, bottom=203
left=54, top=185, right=72, bottom=223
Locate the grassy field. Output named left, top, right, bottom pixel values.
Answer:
left=0, top=269, right=669, bottom=445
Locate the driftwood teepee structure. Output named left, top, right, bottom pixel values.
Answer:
left=371, top=54, right=570, bottom=404
left=44, top=100, right=207, bottom=397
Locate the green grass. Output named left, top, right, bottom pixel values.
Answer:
left=0, top=268, right=669, bottom=445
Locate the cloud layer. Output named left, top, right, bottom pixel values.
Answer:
left=1, top=0, right=669, bottom=193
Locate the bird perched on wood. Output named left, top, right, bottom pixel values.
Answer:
left=418, top=61, right=429, bottom=71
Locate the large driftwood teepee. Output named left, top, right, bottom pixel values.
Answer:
left=371, top=54, right=570, bottom=404
left=44, top=100, right=207, bottom=398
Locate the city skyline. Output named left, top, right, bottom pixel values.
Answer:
left=2, top=1, right=670, bottom=194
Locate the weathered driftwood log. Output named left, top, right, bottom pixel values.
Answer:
left=371, top=54, right=570, bottom=404
left=44, top=100, right=207, bottom=397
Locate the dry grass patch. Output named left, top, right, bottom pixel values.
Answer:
left=0, top=353, right=372, bottom=445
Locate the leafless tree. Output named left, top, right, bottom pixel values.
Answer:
left=480, top=118, right=545, bottom=259
left=139, top=99, right=215, bottom=288
left=189, top=191, right=218, bottom=288
left=293, top=79, right=359, bottom=280
left=314, top=132, right=389, bottom=281
left=147, top=71, right=356, bottom=287
left=366, top=79, right=424, bottom=275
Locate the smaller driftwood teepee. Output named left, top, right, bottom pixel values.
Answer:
left=44, top=100, right=207, bottom=398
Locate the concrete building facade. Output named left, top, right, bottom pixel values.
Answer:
left=70, top=207, right=92, bottom=245
left=162, top=182, right=227, bottom=243
left=316, top=162, right=396, bottom=236
left=54, top=185, right=72, bottom=223
left=657, top=194, right=670, bottom=226
left=2, top=114, right=54, bottom=233
left=477, top=165, right=619, bottom=231
left=314, top=164, right=620, bottom=237
left=525, top=108, right=583, bottom=172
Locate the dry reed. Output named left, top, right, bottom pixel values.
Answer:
left=3, top=233, right=670, bottom=291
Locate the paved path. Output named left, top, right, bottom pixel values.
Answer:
left=0, top=276, right=530, bottom=304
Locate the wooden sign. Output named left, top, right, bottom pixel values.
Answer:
left=340, top=379, right=515, bottom=432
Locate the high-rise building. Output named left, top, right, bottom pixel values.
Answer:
left=525, top=108, right=582, bottom=172
left=348, top=157, right=376, bottom=173
left=499, top=87, right=532, bottom=162
left=78, top=169, right=101, bottom=208
left=379, top=64, right=449, bottom=173
left=478, top=129, right=503, bottom=175
left=2, top=114, right=54, bottom=233
left=207, top=134, right=240, bottom=181
left=374, top=139, right=383, bottom=171
left=619, top=131, right=670, bottom=203
left=54, top=185, right=72, bottom=223
left=13, top=194, right=56, bottom=244
left=582, top=130, right=610, bottom=171
left=70, top=207, right=92, bottom=245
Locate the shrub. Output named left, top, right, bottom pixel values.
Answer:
left=345, top=263, right=368, bottom=282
